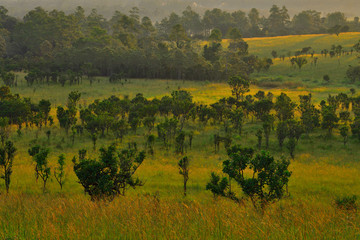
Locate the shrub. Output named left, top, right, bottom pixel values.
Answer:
left=73, top=144, right=145, bottom=201
left=335, top=195, right=357, bottom=211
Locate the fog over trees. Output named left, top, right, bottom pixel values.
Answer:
left=2, top=0, right=359, bottom=20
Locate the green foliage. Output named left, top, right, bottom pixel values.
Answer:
left=212, top=145, right=291, bottom=209
left=298, top=94, right=320, bottom=134
left=276, top=121, right=288, bottom=149
left=346, top=65, right=360, bottom=83
left=0, top=140, right=16, bottom=193
left=340, top=125, right=349, bottom=146
left=73, top=144, right=145, bottom=200
left=292, top=57, right=308, bottom=70
left=228, top=76, right=250, bottom=101
left=178, top=156, right=190, bottom=196
left=274, top=93, right=297, bottom=121
left=28, top=146, right=50, bottom=193
left=206, top=172, right=229, bottom=198
left=175, top=131, right=186, bottom=155
left=208, top=28, right=222, bottom=42
left=54, top=154, right=66, bottom=190
left=286, top=137, right=296, bottom=160
left=321, top=105, right=339, bottom=135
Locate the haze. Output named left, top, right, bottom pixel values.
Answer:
left=1, top=0, right=359, bottom=20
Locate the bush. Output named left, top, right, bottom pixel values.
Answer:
left=335, top=195, right=357, bottom=211
left=73, top=144, right=145, bottom=201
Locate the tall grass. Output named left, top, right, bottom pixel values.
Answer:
left=0, top=194, right=359, bottom=239
left=2, top=33, right=360, bottom=239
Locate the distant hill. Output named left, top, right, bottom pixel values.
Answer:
left=1, top=0, right=359, bottom=20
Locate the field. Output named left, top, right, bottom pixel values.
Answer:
left=1, top=33, right=360, bottom=239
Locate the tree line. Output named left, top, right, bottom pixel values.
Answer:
left=1, top=78, right=360, bottom=207
left=1, top=5, right=360, bottom=84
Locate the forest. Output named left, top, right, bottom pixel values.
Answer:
left=0, top=5, right=360, bottom=82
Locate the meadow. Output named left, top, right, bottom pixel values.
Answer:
left=1, top=33, right=360, bottom=239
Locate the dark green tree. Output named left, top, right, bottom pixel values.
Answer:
left=54, top=154, right=66, bottom=190
left=73, top=144, right=145, bottom=200
left=178, top=156, right=190, bottom=197
left=28, top=146, right=50, bottom=193
left=0, top=141, right=16, bottom=193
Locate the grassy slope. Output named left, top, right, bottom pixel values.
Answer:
left=1, top=33, right=360, bottom=239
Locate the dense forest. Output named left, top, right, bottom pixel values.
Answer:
left=0, top=5, right=359, bottom=83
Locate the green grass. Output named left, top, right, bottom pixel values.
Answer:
left=245, top=33, right=360, bottom=57
left=1, top=33, right=360, bottom=239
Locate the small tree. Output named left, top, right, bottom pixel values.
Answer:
left=293, top=57, right=308, bottom=70
left=208, top=145, right=292, bottom=210
left=323, top=74, right=330, bottom=83
left=54, top=154, right=66, bottom=190
left=175, top=131, right=186, bottom=155
left=262, top=114, right=274, bottom=148
left=91, top=133, right=98, bottom=151
left=146, top=134, right=155, bottom=155
left=0, top=141, right=16, bottom=193
left=73, top=144, right=145, bottom=200
left=256, top=129, right=263, bottom=150
left=321, top=105, right=339, bottom=135
left=271, top=50, right=278, bottom=59
left=228, top=76, right=250, bottom=101
left=28, top=146, right=51, bottom=193
left=340, top=125, right=349, bottom=146
left=276, top=121, right=288, bottom=149
left=0, top=117, right=10, bottom=147
left=286, top=137, right=296, bottom=160
left=178, top=156, right=190, bottom=197
left=206, top=172, right=229, bottom=199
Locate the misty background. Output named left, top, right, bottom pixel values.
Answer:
left=1, top=0, right=359, bottom=20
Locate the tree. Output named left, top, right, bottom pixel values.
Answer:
left=346, top=66, right=360, bottom=83
left=28, top=146, right=50, bottom=193
left=267, top=5, right=290, bottom=36
left=323, top=74, right=330, bottom=83
left=73, top=144, right=145, bottom=200
left=0, top=35, right=5, bottom=57
left=208, top=28, right=222, bottom=42
left=271, top=50, right=278, bottom=59
left=111, top=119, right=128, bottom=142
left=256, top=129, right=263, bottom=150
left=0, top=117, right=10, bottom=146
left=276, top=121, right=288, bottom=149
left=206, top=172, right=229, bottom=199
left=169, top=24, right=189, bottom=48
left=328, top=25, right=349, bottom=36
left=38, top=99, right=51, bottom=126
left=228, top=76, right=250, bottom=101
left=298, top=94, right=320, bottom=134
left=171, top=90, right=194, bottom=129
left=292, top=57, right=308, bottom=70
left=262, top=114, right=274, bottom=148
left=286, top=137, right=296, bottom=160
left=214, top=145, right=291, bottom=210
left=340, top=125, right=349, bottom=146
left=0, top=141, right=16, bottom=193
left=175, top=131, right=186, bottom=155
left=326, top=12, right=346, bottom=27
left=274, top=93, right=296, bottom=121
left=321, top=105, right=339, bottom=135
left=178, top=156, right=190, bottom=197
left=54, top=154, right=66, bottom=190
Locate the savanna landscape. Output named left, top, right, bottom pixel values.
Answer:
left=0, top=2, right=360, bottom=239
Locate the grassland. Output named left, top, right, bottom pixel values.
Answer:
left=1, top=33, right=360, bottom=239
